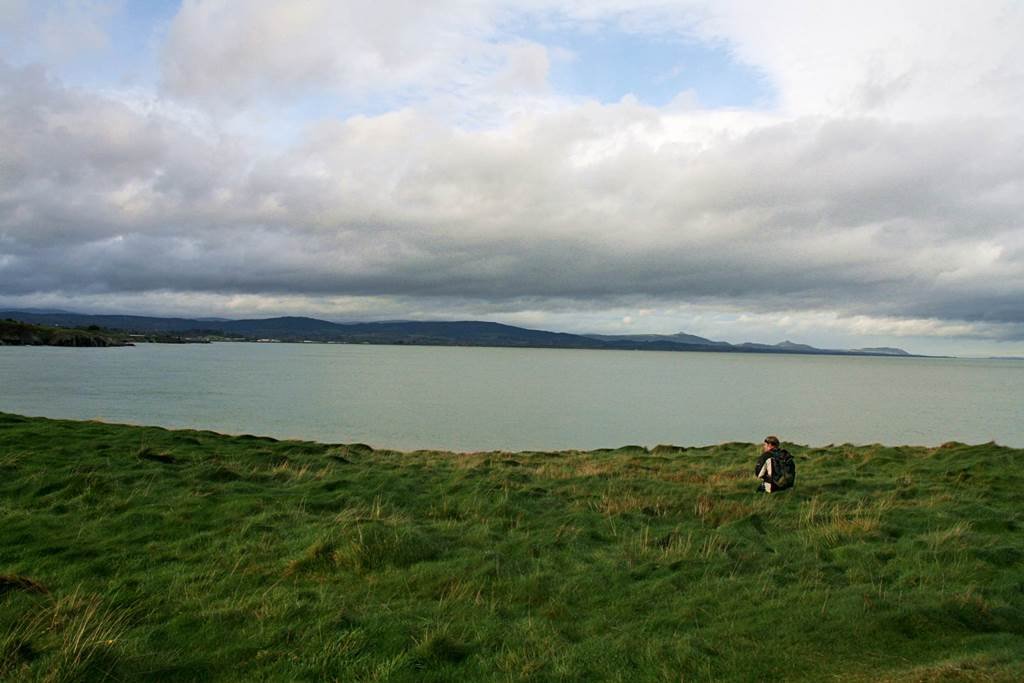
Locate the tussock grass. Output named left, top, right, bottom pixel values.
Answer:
left=799, top=497, right=888, bottom=547
left=1, top=412, right=1023, bottom=681
left=285, top=520, right=439, bottom=577
left=135, top=445, right=176, bottom=464
left=0, top=575, right=49, bottom=597
left=0, top=587, right=131, bottom=682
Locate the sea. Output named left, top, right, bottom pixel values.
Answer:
left=1, top=343, right=1021, bottom=451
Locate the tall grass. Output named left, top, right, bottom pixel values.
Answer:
left=1, top=584, right=131, bottom=682
left=1, top=412, right=1023, bottom=680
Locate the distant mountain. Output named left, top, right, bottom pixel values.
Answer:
left=773, top=340, right=819, bottom=352
left=588, top=331, right=912, bottom=356
left=0, top=312, right=232, bottom=334
left=0, top=311, right=916, bottom=357
left=0, top=312, right=609, bottom=350
left=585, top=332, right=731, bottom=347
left=1, top=307, right=77, bottom=315
left=738, top=340, right=819, bottom=352
left=852, top=347, right=911, bottom=356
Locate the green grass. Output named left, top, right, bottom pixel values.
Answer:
left=1, top=412, right=1022, bottom=681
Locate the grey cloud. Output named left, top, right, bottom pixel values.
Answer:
left=2, top=59, right=1024, bottom=339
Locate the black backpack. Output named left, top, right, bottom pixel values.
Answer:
left=771, top=450, right=796, bottom=490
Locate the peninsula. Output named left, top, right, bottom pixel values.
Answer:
left=0, top=311, right=915, bottom=357
left=0, top=319, right=131, bottom=347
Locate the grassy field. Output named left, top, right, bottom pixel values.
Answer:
left=1, top=412, right=1022, bottom=681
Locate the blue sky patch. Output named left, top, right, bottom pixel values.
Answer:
left=532, top=24, right=773, bottom=109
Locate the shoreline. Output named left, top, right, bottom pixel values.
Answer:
left=0, top=411, right=1014, bottom=454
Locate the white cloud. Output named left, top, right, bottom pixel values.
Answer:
left=549, top=0, right=1024, bottom=119
left=2, top=1, right=1024, bottom=354
left=708, top=1, right=1024, bottom=119
left=492, top=41, right=551, bottom=94
left=40, top=0, right=117, bottom=60
left=160, top=1, right=509, bottom=105
left=0, top=0, right=120, bottom=64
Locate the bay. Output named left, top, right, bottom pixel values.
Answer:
left=0, top=343, right=1021, bottom=450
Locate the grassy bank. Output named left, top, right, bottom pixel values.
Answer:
left=1, top=413, right=1022, bottom=681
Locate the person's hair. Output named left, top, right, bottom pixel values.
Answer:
left=764, top=435, right=780, bottom=448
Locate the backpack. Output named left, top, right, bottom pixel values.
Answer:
left=771, top=450, right=796, bottom=490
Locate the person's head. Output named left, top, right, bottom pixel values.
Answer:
left=762, top=435, right=780, bottom=452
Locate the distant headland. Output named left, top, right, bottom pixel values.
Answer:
left=0, top=318, right=132, bottom=347
left=0, top=309, right=916, bottom=357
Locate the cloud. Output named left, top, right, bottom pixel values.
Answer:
left=543, top=0, right=1024, bottom=119
left=0, top=0, right=120, bottom=64
left=160, top=1, right=517, bottom=106
left=4, top=61, right=1024, bottom=320
left=2, top=2, right=1024, bottom=352
left=702, top=0, right=1024, bottom=119
left=492, top=41, right=552, bottom=94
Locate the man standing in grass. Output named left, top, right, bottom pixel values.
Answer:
left=755, top=436, right=796, bottom=493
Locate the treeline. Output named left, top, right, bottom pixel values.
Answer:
left=0, top=319, right=132, bottom=347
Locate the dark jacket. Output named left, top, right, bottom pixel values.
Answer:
left=755, top=447, right=789, bottom=478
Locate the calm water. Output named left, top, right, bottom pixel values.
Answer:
left=1, top=343, right=1021, bottom=451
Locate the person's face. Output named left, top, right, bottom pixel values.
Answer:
left=762, top=441, right=772, bottom=453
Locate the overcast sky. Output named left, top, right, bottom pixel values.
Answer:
left=1, top=1, right=1023, bottom=355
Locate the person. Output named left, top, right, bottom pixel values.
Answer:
left=755, top=435, right=795, bottom=493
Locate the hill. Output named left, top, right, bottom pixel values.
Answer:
left=1, top=413, right=1021, bottom=680
left=0, top=311, right=914, bottom=356
left=0, top=319, right=131, bottom=347
left=584, top=331, right=732, bottom=348
left=854, top=347, right=912, bottom=356
left=588, top=332, right=913, bottom=356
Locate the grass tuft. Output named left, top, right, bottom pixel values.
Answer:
left=0, top=575, right=49, bottom=597
left=135, top=445, right=176, bottom=464
left=1, top=587, right=131, bottom=682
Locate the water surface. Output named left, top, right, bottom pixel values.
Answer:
left=1, top=343, right=1020, bottom=450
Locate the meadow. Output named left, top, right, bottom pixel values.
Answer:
left=1, top=411, right=1022, bottom=681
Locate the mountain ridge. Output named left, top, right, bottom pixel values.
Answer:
left=0, top=311, right=915, bottom=357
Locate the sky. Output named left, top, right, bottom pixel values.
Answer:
left=1, top=1, right=1023, bottom=356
